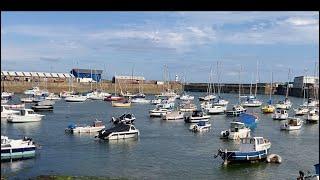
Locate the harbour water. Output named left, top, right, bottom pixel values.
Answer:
left=1, top=92, right=319, bottom=179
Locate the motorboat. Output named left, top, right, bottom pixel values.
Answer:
left=204, top=105, right=226, bottom=114
left=59, top=91, right=75, bottom=98
left=87, top=91, right=111, bottom=100
left=1, top=92, right=14, bottom=98
left=157, top=101, right=175, bottom=109
left=1, top=136, right=36, bottom=160
left=200, top=101, right=212, bottom=109
left=261, top=105, right=275, bottom=113
left=212, top=98, right=229, bottom=106
left=31, top=100, right=55, bottom=111
left=179, top=93, right=194, bottom=101
left=242, top=96, right=262, bottom=107
left=225, top=105, right=246, bottom=117
left=179, top=102, right=197, bottom=112
left=132, top=93, right=146, bottom=99
left=20, top=97, right=34, bottom=103
left=220, top=121, right=251, bottom=140
left=65, top=95, right=87, bottom=102
left=149, top=107, right=171, bottom=117
left=1, top=98, right=8, bottom=104
left=111, top=100, right=131, bottom=107
left=155, top=89, right=178, bottom=98
left=45, top=93, right=61, bottom=100
left=275, top=98, right=292, bottom=109
left=111, top=114, right=136, bottom=124
left=7, top=109, right=45, bottom=123
left=2, top=104, right=25, bottom=110
left=104, top=95, right=125, bottom=101
left=214, top=137, right=271, bottom=165
left=65, top=120, right=105, bottom=133
left=1, top=105, right=20, bottom=118
left=95, top=123, right=139, bottom=140
left=199, top=94, right=216, bottom=101
left=32, top=96, right=46, bottom=103
left=301, top=98, right=318, bottom=108
left=272, top=109, right=288, bottom=120
left=24, top=87, right=48, bottom=96
left=184, top=110, right=210, bottom=123
left=131, top=98, right=150, bottom=104
left=294, top=107, right=309, bottom=116
left=162, top=110, right=184, bottom=120
left=305, top=108, right=319, bottom=123
left=189, top=121, right=211, bottom=132
left=120, top=91, right=136, bottom=98
left=280, top=117, right=303, bottom=131
left=151, top=99, right=162, bottom=105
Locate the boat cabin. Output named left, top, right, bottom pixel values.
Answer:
left=93, top=120, right=104, bottom=127
left=197, top=121, right=207, bottom=126
left=230, top=122, right=246, bottom=132
left=287, top=118, right=300, bottom=126
left=276, top=109, right=287, bottom=114
left=239, top=137, right=269, bottom=152
left=19, top=109, right=35, bottom=116
left=192, top=110, right=204, bottom=117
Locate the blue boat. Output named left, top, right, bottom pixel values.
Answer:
left=239, top=113, right=258, bottom=129
left=214, top=137, right=271, bottom=165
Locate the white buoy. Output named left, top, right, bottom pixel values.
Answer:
left=267, top=154, right=282, bottom=163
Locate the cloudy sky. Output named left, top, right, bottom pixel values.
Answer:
left=1, top=12, right=319, bottom=83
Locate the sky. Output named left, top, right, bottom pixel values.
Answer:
left=1, top=12, right=319, bottom=83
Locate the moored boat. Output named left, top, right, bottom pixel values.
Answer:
left=220, top=121, right=251, bottom=140
left=280, top=117, right=302, bottom=131
left=261, top=105, right=275, bottom=113
left=189, top=121, right=211, bottom=132
left=45, top=93, right=61, bottom=100
left=305, top=108, right=319, bottom=123
left=162, top=110, right=184, bottom=120
left=184, top=110, right=210, bottom=123
left=31, top=100, right=55, bottom=111
left=225, top=105, right=246, bottom=117
left=149, top=107, right=171, bottom=117
left=1, top=105, right=20, bottom=118
left=65, top=120, right=105, bottom=133
left=95, top=123, right=139, bottom=140
left=7, top=109, right=44, bottom=123
left=1, top=136, right=37, bottom=161
left=65, top=95, right=87, bottom=102
left=111, top=114, right=135, bottom=124
left=272, top=109, right=288, bottom=120
left=111, top=100, right=131, bottom=107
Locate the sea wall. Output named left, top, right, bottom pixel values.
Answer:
left=2, top=81, right=183, bottom=95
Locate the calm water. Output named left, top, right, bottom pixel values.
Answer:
left=1, top=92, right=319, bottom=179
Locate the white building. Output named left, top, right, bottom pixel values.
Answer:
left=293, top=76, right=319, bottom=88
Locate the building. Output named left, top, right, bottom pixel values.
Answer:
left=112, top=75, right=145, bottom=84
left=293, top=76, right=319, bottom=88
left=70, top=69, right=103, bottom=82
left=1, top=71, right=74, bottom=82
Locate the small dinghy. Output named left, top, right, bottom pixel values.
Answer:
left=266, top=154, right=282, bottom=163
left=111, top=114, right=136, bottom=124
left=111, top=100, right=131, bottom=107
left=280, top=117, right=302, bottom=131
left=189, top=121, right=211, bottom=132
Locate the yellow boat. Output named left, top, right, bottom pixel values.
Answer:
left=112, top=101, right=131, bottom=107
left=261, top=105, right=275, bottom=113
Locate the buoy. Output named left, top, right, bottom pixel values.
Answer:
left=267, top=154, right=282, bottom=163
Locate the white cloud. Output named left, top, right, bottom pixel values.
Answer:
left=284, top=17, right=318, bottom=26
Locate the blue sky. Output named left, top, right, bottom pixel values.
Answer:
left=1, top=12, right=319, bottom=83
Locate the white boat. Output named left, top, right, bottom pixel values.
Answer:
left=1, top=92, right=14, bottom=98
left=1, top=105, right=20, bottom=118
left=20, top=97, right=34, bottom=103
left=45, top=93, right=61, bottom=100
left=24, top=87, right=48, bottom=96
left=306, top=108, right=319, bottom=123
left=275, top=98, right=292, bottom=109
left=111, top=100, right=131, bottom=107
left=179, top=102, right=197, bottom=112
left=111, top=114, right=136, bottom=124
left=189, top=121, right=211, bottom=132
left=199, top=94, right=216, bottom=101
left=155, top=89, right=178, bottom=98
left=149, top=108, right=171, bottom=117
left=95, top=124, right=139, bottom=140
left=65, top=95, right=87, bottom=102
left=65, top=120, right=105, bottom=133
left=7, top=109, right=44, bottom=123
left=151, top=99, right=162, bottom=105
left=1, top=136, right=36, bottom=160
left=131, top=98, right=151, bottom=103
left=2, top=103, right=25, bottom=110
left=200, top=101, right=212, bottom=109
left=162, top=111, right=184, bottom=120
left=199, top=67, right=216, bottom=101
left=204, top=105, right=226, bottom=114
left=60, top=91, right=75, bottom=98
left=272, top=109, right=288, bottom=120
left=157, top=101, right=175, bottom=109
left=180, top=94, right=194, bottom=101
left=86, top=91, right=111, bottom=100
left=212, top=98, right=229, bottom=106
left=1, top=99, right=8, bottom=104
left=225, top=105, right=247, bottom=117
left=220, top=122, right=251, bottom=140
left=242, top=97, right=262, bottom=107
left=184, top=110, right=210, bottom=123
left=301, top=98, right=318, bottom=108
left=294, top=107, right=309, bottom=116
left=280, top=117, right=302, bottom=131
left=31, top=100, right=55, bottom=111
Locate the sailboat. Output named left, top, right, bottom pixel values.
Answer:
left=199, top=66, right=216, bottom=101
left=104, top=73, right=125, bottom=101
left=242, top=61, right=262, bottom=107
left=155, top=65, right=179, bottom=99
left=261, top=71, right=275, bottom=113
left=212, top=61, right=229, bottom=106
left=179, top=73, right=194, bottom=101
left=226, top=65, right=246, bottom=116
left=294, top=69, right=310, bottom=116
left=275, top=69, right=292, bottom=109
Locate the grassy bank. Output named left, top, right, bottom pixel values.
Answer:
left=2, top=81, right=182, bottom=95
left=32, top=175, right=129, bottom=180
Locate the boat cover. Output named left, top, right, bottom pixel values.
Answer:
left=98, top=124, right=131, bottom=138
left=239, top=113, right=257, bottom=129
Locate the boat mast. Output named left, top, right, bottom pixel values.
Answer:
left=90, top=67, right=93, bottom=91
left=216, top=61, right=221, bottom=97
left=114, top=72, right=117, bottom=96
left=238, top=65, right=241, bottom=104
left=313, top=61, right=318, bottom=101
left=269, top=70, right=273, bottom=103
left=285, top=68, right=290, bottom=98
left=302, top=68, right=307, bottom=104
left=254, top=60, right=258, bottom=97
left=249, top=73, right=253, bottom=96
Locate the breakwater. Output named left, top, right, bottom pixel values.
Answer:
left=1, top=81, right=183, bottom=95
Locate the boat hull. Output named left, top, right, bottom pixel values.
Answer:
left=7, top=116, right=43, bottom=123
left=1, top=148, right=36, bottom=160
left=219, top=149, right=269, bottom=163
